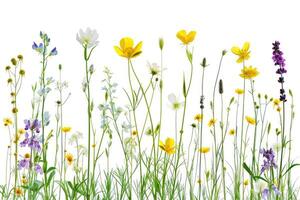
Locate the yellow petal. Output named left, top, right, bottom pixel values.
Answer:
left=242, top=42, right=250, bottom=52
left=132, top=41, right=143, bottom=57
left=176, top=30, right=187, bottom=43
left=165, top=137, right=175, bottom=147
left=187, top=31, right=196, bottom=43
left=231, top=46, right=241, bottom=55
left=159, top=141, right=165, bottom=150
left=120, top=37, right=134, bottom=50
left=114, top=46, right=125, bottom=57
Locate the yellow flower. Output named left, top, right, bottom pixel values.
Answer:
left=65, top=153, right=74, bottom=165
left=240, top=66, right=259, bottom=79
left=235, top=88, right=244, bottom=95
left=62, top=126, right=72, bottom=133
left=199, top=147, right=210, bottom=154
left=114, top=37, right=142, bottom=59
left=276, top=107, right=281, bottom=112
left=273, top=98, right=280, bottom=107
left=194, top=114, right=203, bottom=123
left=229, top=129, right=235, bottom=135
left=244, top=179, right=249, bottom=186
left=197, top=179, right=202, bottom=184
left=3, top=118, right=13, bottom=126
left=24, top=153, right=30, bottom=159
left=176, top=30, right=196, bottom=45
left=245, top=116, right=256, bottom=125
left=21, top=175, right=28, bottom=185
left=231, top=42, right=250, bottom=63
left=92, top=144, right=96, bottom=148
left=15, top=187, right=23, bottom=197
left=208, top=118, right=216, bottom=127
left=18, top=128, right=26, bottom=134
left=159, top=137, right=176, bottom=155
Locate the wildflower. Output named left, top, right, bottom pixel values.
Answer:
left=159, top=137, right=176, bottom=155
left=18, top=128, right=25, bottom=134
left=168, top=93, right=183, bottom=110
left=21, top=175, right=28, bottom=185
left=17, top=55, right=23, bottom=60
left=24, top=119, right=41, bottom=133
left=131, top=130, right=138, bottom=136
left=235, top=88, right=244, bottom=95
left=176, top=30, right=196, bottom=45
left=231, top=42, right=250, bottom=63
left=69, top=131, right=83, bottom=145
left=260, top=148, right=277, bottom=174
left=35, top=164, right=43, bottom=174
left=194, top=114, right=203, bottom=123
left=262, top=185, right=280, bottom=200
left=91, top=144, right=96, bottom=148
left=147, top=62, right=160, bottom=76
left=240, top=66, right=259, bottom=79
left=11, top=58, right=17, bottom=66
left=199, top=147, right=210, bottom=153
left=20, top=128, right=42, bottom=152
left=62, top=126, right=72, bottom=133
left=208, top=118, right=216, bottom=127
left=272, top=41, right=287, bottom=102
left=3, top=118, right=13, bottom=126
left=32, top=42, right=44, bottom=53
left=15, top=188, right=23, bottom=197
left=245, top=116, right=256, bottom=125
left=5, top=65, right=11, bottom=71
left=197, top=179, right=202, bottom=184
left=114, top=37, right=142, bottom=59
left=19, top=69, right=25, bottom=76
left=18, top=156, right=30, bottom=169
left=244, top=179, right=249, bottom=186
left=65, top=153, right=74, bottom=165
left=229, top=129, right=235, bottom=135
left=76, top=27, right=99, bottom=48
left=12, top=107, right=18, bottom=113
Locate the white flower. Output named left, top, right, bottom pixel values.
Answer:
left=76, top=27, right=99, bottom=48
left=168, top=93, right=183, bottom=110
left=147, top=61, right=160, bottom=76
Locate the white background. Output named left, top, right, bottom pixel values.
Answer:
left=0, top=0, right=299, bottom=185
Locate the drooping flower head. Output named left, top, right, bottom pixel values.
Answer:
left=76, top=27, right=99, bottom=48
left=114, top=37, right=142, bottom=59
left=231, top=42, right=251, bottom=63
left=159, top=137, right=176, bottom=155
left=272, top=41, right=287, bottom=102
left=176, top=30, right=196, bottom=45
left=260, top=148, right=277, bottom=174
left=245, top=116, right=256, bottom=125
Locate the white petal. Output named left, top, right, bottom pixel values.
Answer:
left=168, top=93, right=176, bottom=103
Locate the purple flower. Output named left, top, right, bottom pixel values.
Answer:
left=272, top=41, right=287, bottom=102
left=18, top=158, right=30, bottom=170
left=24, top=119, right=41, bottom=133
left=35, top=164, right=43, bottom=175
left=260, top=148, right=277, bottom=174
left=262, top=188, right=269, bottom=200
left=20, top=119, right=42, bottom=152
left=49, top=47, right=58, bottom=56
left=32, top=42, right=44, bottom=53
left=262, top=185, right=280, bottom=199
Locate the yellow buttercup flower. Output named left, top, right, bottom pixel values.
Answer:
left=15, top=187, right=23, bottom=197
left=231, top=42, right=250, bottom=63
left=244, top=179, right=249, bottom=186
left=208, top=118, right=217, bottom=127
left=235, top=88, right=244, bottom=95
left=229, top=129, right=235, bottom=136
left=199, top=147, right=210, bottom=154
left=245, top=116, right=256, bottom=125
left=239, top=66, right=259, bottom=79
left=65, top=153, right=74, bottom=165
left=159, top=137, right=176, bottom=155
left=62, top=126, right=72, bottom=133
left=194, top=114, right=203, bottom=123
left=176, top=30, right=196, bottom=45
left=3, top=118, right=13, bottom=126
left=114, top=37, right=142, bottom=59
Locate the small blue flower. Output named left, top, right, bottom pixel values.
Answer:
left=49, top=47, right=58, bottom=56
left=32, top=42, right=44, bottom=53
